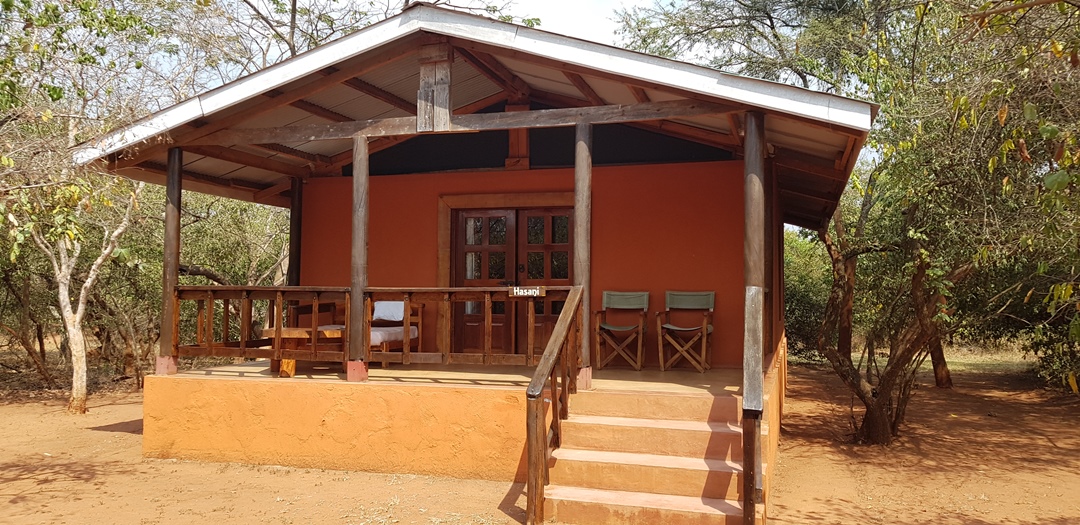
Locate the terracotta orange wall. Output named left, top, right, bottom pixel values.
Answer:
left=300, top=161, right=745, bottom=368
left=143, top=375, right=533, bottom=481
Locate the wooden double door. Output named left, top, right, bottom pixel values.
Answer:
left=452, top=208, right=573, bottom=356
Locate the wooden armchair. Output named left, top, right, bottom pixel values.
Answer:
left=594, top=291, right=649, bottom=370
left=656, top=291, right=714, bottom=372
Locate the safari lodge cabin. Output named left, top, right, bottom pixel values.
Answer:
left=77, top=4, right=875, bottom=524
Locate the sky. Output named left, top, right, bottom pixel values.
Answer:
left=508, top=0, right=654, bottom=45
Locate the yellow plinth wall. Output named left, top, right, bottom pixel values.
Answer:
left=143, top=375, right=531, bottom=481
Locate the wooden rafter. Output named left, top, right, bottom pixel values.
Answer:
left=265, top=89, right=353, bottom=122
left=251, top=143, right=333, bottom=165
left=727, top=113, right=743, bottom=146
left=564, top=72, right=604, bottom=105
left=112, top=38, right=419, bottom=169
left=772, top=146, right=845, bottom=181
left=455, top=48, right=530, bottom=101
left=447, top=37, right=869, bottom=139
left=628, top=85, right=650, bottom=103
left=188, top=99, right=737, bottom=146
left=341, top=77, right=416, bottom=114
left=183, top=145, right=312, bottom=179
left=253, top=179, right=295, bottom=203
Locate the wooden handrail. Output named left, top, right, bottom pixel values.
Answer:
left=525, top=285, right=584, bottom=525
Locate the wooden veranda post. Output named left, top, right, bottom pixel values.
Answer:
left=287, top=177, right=303, bottom=286
left=573, top=122, right=593, bottom=388
left=347, top=136, right=371, bottom=381
left=157, top=147, right=182, bottom=375
left=742, top=111, right=766, bottom=524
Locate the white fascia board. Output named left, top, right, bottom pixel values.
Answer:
left=412, top=8, right=874, bottom=132
left=74, top=11, right=425, bottom=165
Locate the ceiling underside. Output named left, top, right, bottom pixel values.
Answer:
left=91, top=10, right=871, bottom=230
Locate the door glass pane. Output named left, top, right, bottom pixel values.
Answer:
left=551, top=251, right=569, bottom=279
left=552, top=301, right=565, bottom=316
left=466, top=218, right=482, bottom=245
left=527, top=216, right=545, bottom=244
left=465, top=252, right=481, bottom=279
left=533, top=300, right=544, bottom=315
left=527, top=252, right=545, bottom=279
left=493, top=301, right=506, bottom=315
left=552, top=216, right=569, bottom=244
left=488, top=217, right=506, bottom=245
left=465, top=301, right=479, bottom=315
left=489, top=251, right=506, bottom=280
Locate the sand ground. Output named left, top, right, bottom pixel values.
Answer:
left=1, top=362, right=1077, bottom=524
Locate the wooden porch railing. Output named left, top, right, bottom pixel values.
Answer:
left=173, top=286, right=352, bottom=362
left=170, top=285, right=574, bottom=366
left=525, top=285, right=584, bottom=525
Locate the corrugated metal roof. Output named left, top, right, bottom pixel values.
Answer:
left=76, top=4, right=875, bottom=225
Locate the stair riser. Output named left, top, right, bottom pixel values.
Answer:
left=570, top=391, right=741, bottom=422
left=545, top=498, right=744, bottom=525
left=549, top=460, right=742, bottom=500
left=561, top=422, right=743, bottom=460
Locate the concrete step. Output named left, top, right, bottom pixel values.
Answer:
left=544, top=485, right=748, bottom=525
left=549, top=448, right=742, bottom=500
left=561, top=414, right=743, bottom=460
left=569, top=389, right=741, bottom=423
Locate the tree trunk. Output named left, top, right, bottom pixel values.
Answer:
left=929, top=334, right=953, bottom=388
left=67, top=320, right=88, bottom=414
left=858, top=400, right=893, bottom=445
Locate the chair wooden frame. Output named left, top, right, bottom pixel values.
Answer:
left=594, top=291, right=649, bottom=370
left=291, top=300, right=424, bottom=367
left=656, top=291, right=714, bottom=372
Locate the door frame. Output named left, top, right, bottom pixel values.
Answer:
left=435, top=192, right=574, bottom=355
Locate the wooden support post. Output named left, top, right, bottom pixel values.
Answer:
left=287, top=177, right=303, bottom=286
left=417, top=42, right=452, bottom=133
left=573, top=122, right=593, bottom=377
left=348, top=136, right=370, bottom=382
left=742, top=111, right=766, bottom=525
left=505, top=103, right=530, bottom=169
left=157, top=147, right=182, bottom=376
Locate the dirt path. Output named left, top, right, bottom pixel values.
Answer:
left=2, top=364, right=1077, bottom=524
left=770, top=364, right=1080, bottom=525
left=0, top=394, right=525, bottom=525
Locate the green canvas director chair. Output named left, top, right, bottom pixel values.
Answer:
left=656, top=291, right=715, bottom=372
left=593, top=291, right=649, bottom=370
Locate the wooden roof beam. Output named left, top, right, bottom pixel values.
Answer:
left=253, top=179, right=295, bottom=203
left=564, top=72, right=604, bottom=105
left=190, top=99, right=737, bottom=145
left=183, top=145, right=312, bottom=179
left=531, top=89, right=738, bottom=151
left=455, top=48, right=530, bottom=102
left=251, top=143, right=334, bottom=165
left=314, top=91, right=512, bottom=175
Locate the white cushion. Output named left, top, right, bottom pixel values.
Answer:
left=373, top=301, right=405, bottom=321
left=370, top=326, right=419, bottom=345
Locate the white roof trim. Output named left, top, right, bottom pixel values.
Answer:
left=75, top=5, right=874, bottom=166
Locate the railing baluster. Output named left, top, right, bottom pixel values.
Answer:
left=483, top=291, right=492, bottom=365
left=526, top=297, right=536, bottom=365
left=240, top=292, right=250, bottom=354
left=311, top=293, right=320, bottom=360
left=343, top=291, right=351, bottom=366
left=222, top=298, right=230, bottom=345
left=402, top=293, right=412, bottom=365
left=171, top=288, right=180, bottom=357
left=206, top=291, right=215, bottom=355
left=273, top=291, right=284, bottom=361
left=196, top=299, right=205, bottom=346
